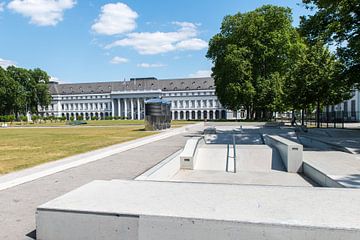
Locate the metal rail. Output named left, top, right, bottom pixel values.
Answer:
left=226, top=134, right=237, bottom=173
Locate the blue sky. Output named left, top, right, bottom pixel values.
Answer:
left=0, top=0, right=311, bottom=83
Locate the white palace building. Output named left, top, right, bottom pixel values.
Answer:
left=41, top=77, right=243, bottom=121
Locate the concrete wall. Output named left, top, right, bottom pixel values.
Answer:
left=303, top=162, right=344, bottom=188
left=264, top=135, right=303, bottom=173
left=135, top=150, right=182, bottom=181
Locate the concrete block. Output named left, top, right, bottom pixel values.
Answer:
left=37, top=180, right=360, bottom=240
left=264, top=135, right=303, bottom=173
left=180, top=137, right=202, bottom=169
left=36, top=210, right=138, bottom=240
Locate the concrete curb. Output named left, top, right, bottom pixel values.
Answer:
left=0, top=123, right=202, bottom=191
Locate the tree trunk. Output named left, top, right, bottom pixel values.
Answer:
left=316, top=101, right=320, bottom=128
left=301, top=108, right=305, bottom=126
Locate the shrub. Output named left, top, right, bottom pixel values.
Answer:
left=70, top=116, right=75, bottom=121
left=32, top=115, right=38, bottom=123
left=20, top=116, right=28, bottom=122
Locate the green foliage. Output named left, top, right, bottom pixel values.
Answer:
left=105, top=116, right=113, bottom=120
left=32, top=115, right=39, bottom=123
left=300, top=0, right=360, bottom=87
left=91, top=116, right=98, bottom=120
left=77, top=115, right=84, bottom=121
left=70, top=116, right=75, bottom=121
left=285, top=42, right=349, bottom=109
left=20, top=116, right=28, bottom=122
left=207, top=5, right=302, bottom=119
left=0, top=66, right=51, bottom=116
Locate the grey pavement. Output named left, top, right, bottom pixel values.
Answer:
left=0, top=129, right=197, bottom=239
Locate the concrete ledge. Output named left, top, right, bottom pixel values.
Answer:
left=303, top=162, right=344, bottom=188
left=135, top=150, right=182, bottom=181
left=264, top=135, right=303, bottom=173
left=180, top=137, right=202, bottom=169
left=37, top=180, right=360, bottom=240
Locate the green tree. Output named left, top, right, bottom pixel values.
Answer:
left=0, top=67, right=26, bottom=115
left=285, top=42, right=348, bottom=127
left=300, top=0, right=360, bottom=87
left=5, top=66, right=51, bottom=115
left=207, top=5, right=303, bottom=119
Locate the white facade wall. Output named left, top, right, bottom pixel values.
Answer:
left=327, top=89, right=360, bottom=121
left=41, top=88, right=244, bottom=121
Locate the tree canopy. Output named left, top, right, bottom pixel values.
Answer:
left=300, top=0, right=360, bottom=88
left=0, top=66, right=51, bottom=116
left=207, top=4, right=352, bottom=121
left=207, top=5, right=304, bottom=119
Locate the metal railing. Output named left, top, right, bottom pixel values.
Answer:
left=226, top=135, right=237, bottom=173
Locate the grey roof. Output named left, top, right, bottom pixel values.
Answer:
left=49, top=77, right=215, bottom=95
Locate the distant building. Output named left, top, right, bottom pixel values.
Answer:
left=326, top=89, right=360, bottom=122
left=40, top=77, right=245, bottom=120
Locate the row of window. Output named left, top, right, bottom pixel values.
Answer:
left=56, top=95, right=109, bottom=101
left=164, top=91, right=215, bottom=97
left=172, top=99, right=220, bottom=109
left=55, top=91, right=215, bottom=101
left=61, top=102, right=109, bottom=111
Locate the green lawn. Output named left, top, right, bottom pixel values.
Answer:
left=0, top=120, right=198, bottom=174
left=0, top=126, right=155, bottom=174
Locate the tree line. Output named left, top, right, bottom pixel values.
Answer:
left=0, top=66, right=51, bottom=119
left=207, top=1, right=358, bottom=124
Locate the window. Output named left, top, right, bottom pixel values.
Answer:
left=351, top=100, right=356, bottom=117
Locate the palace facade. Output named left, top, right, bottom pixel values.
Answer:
left=41, top=77, right=244, bottom=120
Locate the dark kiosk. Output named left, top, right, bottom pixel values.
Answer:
left=144, top=98, right=172, bottom=131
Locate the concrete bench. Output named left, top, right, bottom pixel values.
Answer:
left=264, top=135, right=303, bottom=173
left=179, top=137, right=202, bottom=169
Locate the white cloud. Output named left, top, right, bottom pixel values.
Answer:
left=91, top=2, right=138, bottom=35
left=110, top=56, right=128, bottom=64
left=7, top=0, right=76, bottom=26
left=106, top=21, right=208, bottom=55
left=137, top=63, right=166, bottom=68
left=189, top=70, right=212, bottom=78
left=176, top=38, right=208, bottom=50
left=0, top=2, right=5, bottom=12
left=0, top=58, right=16, bottom=68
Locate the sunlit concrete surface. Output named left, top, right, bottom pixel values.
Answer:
left=304, top=151, right=360, bottom=188
left=37, top=180, right=360, bottom=240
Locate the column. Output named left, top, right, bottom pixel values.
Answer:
left=111, top=99, right=114, bottom=117
left=201, top=110, right=204, bottom=120
left=137, top=98, right=141, bottom=120
left=130, top=98, right=134, bottom=120
left=124, top=98, right=128, bottom=119
left=118, top=99, right=121, bottom=117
